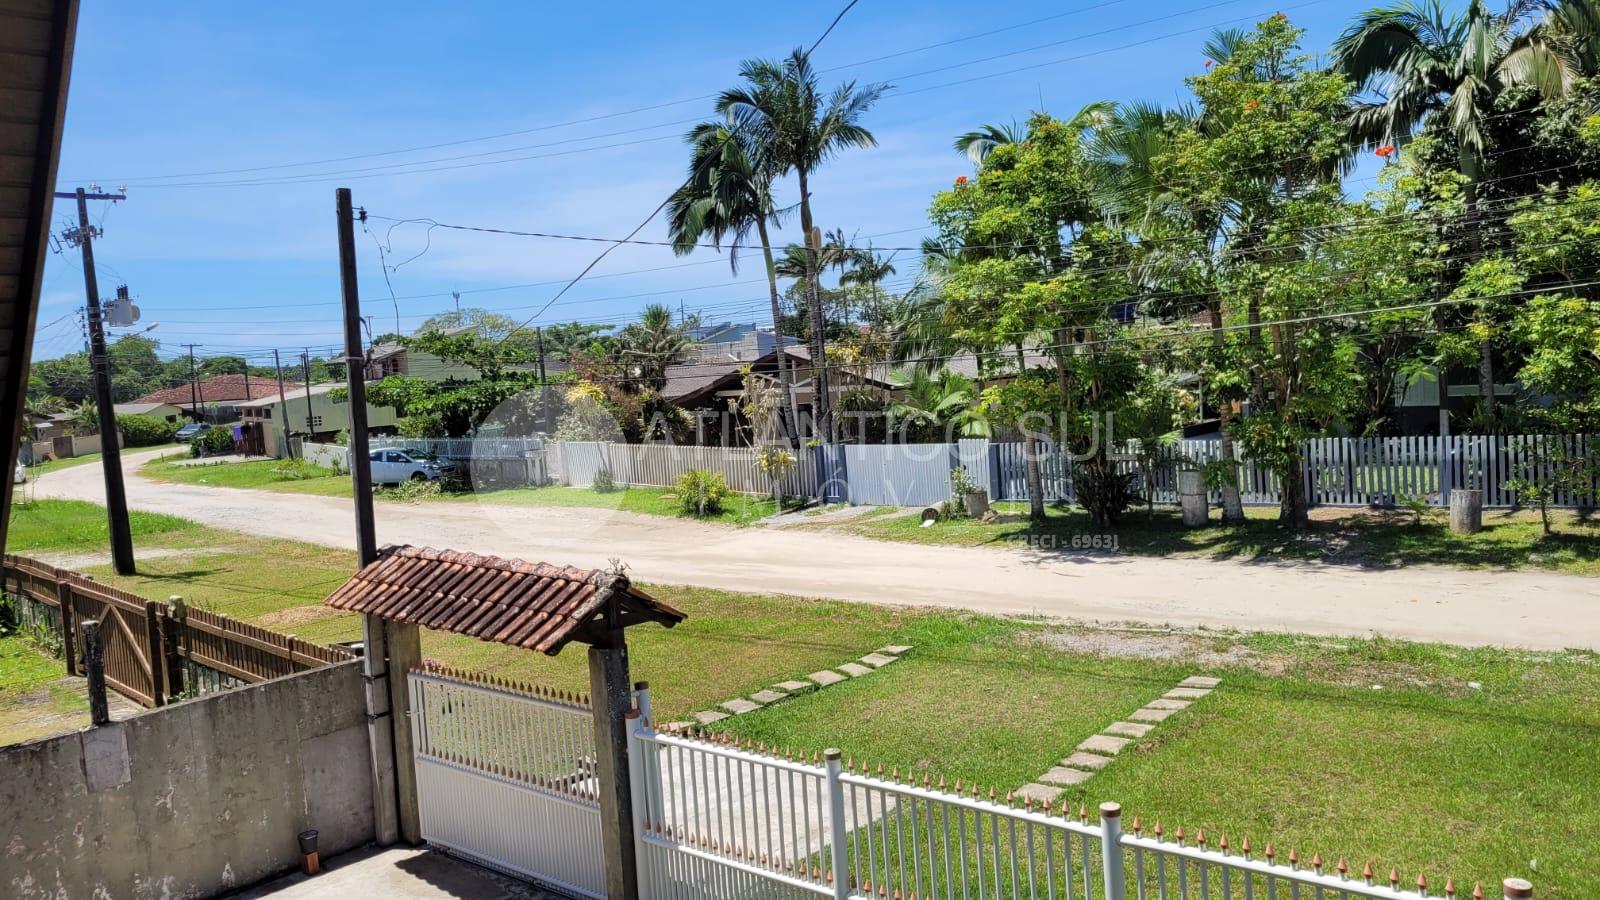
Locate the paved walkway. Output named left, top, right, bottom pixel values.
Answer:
left=230, top=846, right=559, bottom=899
left=32, top=449, right=1600, bottom=651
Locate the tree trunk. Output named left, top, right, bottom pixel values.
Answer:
left=1477, top=337, right=1495, bottom=427
left=1208, top=302, right=1247, bottom=523
left=757, top=218, right=800, bottom=448
left=1023, top=427, right=1046, bottom=522
left=796, top=168, right=831, bottom=443
left=1459, top=148, right=1496, bottom=428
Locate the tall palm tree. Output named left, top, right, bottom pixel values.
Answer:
left=718, top=48, right=888, bottom=444
left=665, top=122, right=800, bottom=444
left=839, top=247, right=897, bottom=324
left=952, top=121, right=1025, bottom=166
left=1332, top=0, right=1577, bottom=420
left=618, top=304, right=689, bottom=392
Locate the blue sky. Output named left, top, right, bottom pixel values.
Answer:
left=36, top=0, right=1370, bottom=368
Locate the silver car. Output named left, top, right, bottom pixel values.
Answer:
left=368, top=448, right=459, bottom=485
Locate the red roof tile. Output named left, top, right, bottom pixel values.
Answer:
left=323, top=545, right=685, bottom=655
left=134, top=374, right=300, bottom=407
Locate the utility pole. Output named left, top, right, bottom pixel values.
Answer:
left=336, top=187, right=414, bottom=846
left=272, top=349, right=293, bottom=459
left=300, top=350, right=315, bottom=438
left=183, top=343, right=200, bottom=421
left=59, top=187, right=134, bottom=575
left=535, top=326, right=550, bottom=433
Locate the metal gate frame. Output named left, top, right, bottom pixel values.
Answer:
left=408, top=665, right=607, bottom=898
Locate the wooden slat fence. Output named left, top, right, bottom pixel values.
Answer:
left=0, top=553, right=354, bottom=708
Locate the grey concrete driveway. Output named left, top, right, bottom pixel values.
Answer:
left=30, top=448, right=1600, bottom=651
left=229, top=846, right=560, bottom=899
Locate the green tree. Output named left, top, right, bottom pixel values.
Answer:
left=718, top=48, right=888, bottom=442
left=617, top=304, right=689, bottom=392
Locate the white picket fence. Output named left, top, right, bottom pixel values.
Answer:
left=552, top=434, right=1595, bottom=510
left=628, top=719, right=1524, bottom=900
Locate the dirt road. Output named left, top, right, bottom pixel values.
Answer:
left=29, top=449, right=1599, bottom=650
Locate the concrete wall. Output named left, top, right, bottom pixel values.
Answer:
left=300, top=441, right=348, bottom=470
left=0, top=659, right=374, bottom=899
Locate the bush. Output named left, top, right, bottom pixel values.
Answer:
left=189, top=427, right=234, bottom=458
left=271, top=458, right=333, bottom=481
left=592, top=466, right=618, bottom=493
left=676, top=469, right=732, bottom=517
left=117, top=414, right=178, bottom=447
left=378, top=477, right=442, bottom=502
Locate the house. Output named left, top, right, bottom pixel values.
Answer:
left=132, top=374, right=299, bottom=424
left=114, top=401, right=184, bottom=423
left=683, top=321, right=801, bottom=364
left=237, top=382, right=399, bottom=453
left=662, top=346, right=894, bottom=445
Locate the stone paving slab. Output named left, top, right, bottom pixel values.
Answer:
left=774, top=680, right=815, bottom=693
left=1077, top=734, right=1132, bottom=756
left=1104, top=721, right=1154, bottom=738
left=1146, top=698, right=1190, bottom=710
left=838, top=662, right=873, bottom=677
left=693, top=710, right=730, bottom=724
left=860, top=652, right=898, bottom=667
left=879, top=645, right=913, bottom=655
left=810, top=670, right=847, bottom=687
left=1179, top=676, right=1221, bottom=688
left=1016, top=783, right=1065, bottom=805
left=1062, top=751, right=1112, bottom=770
left=1129, top=706, right=1177, bottom=723
left=750, top=689, right=788, bottom=705
left=720, top=698, right=763, bottom=715
left=1039, top=766, right=1093, bottom=786
left=1165, top=687, right=1211, bottom=700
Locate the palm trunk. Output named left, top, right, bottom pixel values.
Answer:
left=796, top=168, right=831, bottom=443
left=757, top=218, right=800, bottom=448
left=1208, top=302, right=1246, bottom=523
left=1016, top=342, right=1046, bottom=522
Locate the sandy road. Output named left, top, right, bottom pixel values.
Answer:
left=28, top=448, right=1599, bottom=650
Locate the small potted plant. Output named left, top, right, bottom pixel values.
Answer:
left=951, top=465, right=989, bottom=518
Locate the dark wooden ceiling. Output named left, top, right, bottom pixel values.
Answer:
left=0, top=0, right=78, bottom=546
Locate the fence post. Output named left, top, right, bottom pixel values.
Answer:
left=1503, top=878, right=1533, bottom=899
left=624, top=709, right=648, bottom=895
left=163, top=596, right=186, bottom=700
left=56, top=577, right=76, bottom=676
left=143, top=600, right=166, bottom=706
left=82, top=620, right=109, bottom=726
left=1099, top=802, right=1125, bottom=900
left=825, top=748, right=850, bottom=900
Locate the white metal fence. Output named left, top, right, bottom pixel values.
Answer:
left=551, top=434, right=1595, bottom=510
left=408, top=665, right=606, bottom=899
left=371, top=435, right=545, bottom=460
left=629, top=720, right=1525, bottom=900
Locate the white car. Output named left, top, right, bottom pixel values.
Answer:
left=368, top=448, right=459, bottom=485
left=14, top=461, right=25, bottom=484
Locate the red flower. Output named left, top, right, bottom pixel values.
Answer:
left=955, top=175, right=969, bottom=185
left=1204, top=59, right=1214, bottom=68
left=1246, top=99, right=1259, bottom=110
left=1375, top=145, right=1396, bottom=158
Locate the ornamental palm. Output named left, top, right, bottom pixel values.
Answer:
left=718, top=48, right=888, bottom=442
left=952, top=121, right=1025, bottom=166
left=617, top=304, right=689, bottom=392
left=665, top=122, right=799, bottom=443
left=1332, top=0, right=1576, bottom=419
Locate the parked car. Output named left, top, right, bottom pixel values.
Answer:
left=13, top=461, right=24, bottom=484
left=174, top=422, right=211, bottom=442
left=368, top=448, right=459, bottom=485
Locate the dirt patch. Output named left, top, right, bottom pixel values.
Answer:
left=30, top=546, right=226, bottom=571
left=257, top=605, right=346, bottom=628
left=1030, top=625, right=1291, bottom=674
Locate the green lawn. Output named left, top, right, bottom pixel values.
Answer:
left=6, top=497, right=204, bottom=553
left=20, top=452, right=101, bottom=478
left=6, top=498, right=1595, bottom=894
left=0, top=634, right=92, bottom=745
left=444, top=484, right=785, bottom=526
left=844, top=501, right=1600, bottom=576
left=140, top=455, right=355, bottom=497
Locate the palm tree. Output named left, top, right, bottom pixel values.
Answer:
left=618, top=304, right=689, bottom=392
left=952, top=121, right=1025, bottom=166
left=665, top=122, right=800, bottom=445
left=718, top=48, right=888, bottom=444
left=1332, top=0, right=1578, bottom=421
left=839, top=247, right=897, bottom=324
left=888, top=369, right=988, bottom=442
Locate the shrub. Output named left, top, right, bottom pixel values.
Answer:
left=117, top=414, right=178, bottom=447
left=592, top=466, right=618, bottom=493
left=676, top=469, right=731, bottom=517
left=271, top=458, right=332, bottom=481
left=190, top=427, right=234, bottom=457
left=378, top=477, right=442, bottom=502
left=950, top=465, right=981, bottom=498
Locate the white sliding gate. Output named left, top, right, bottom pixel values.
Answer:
left=408, top=665, right=607, bottom=898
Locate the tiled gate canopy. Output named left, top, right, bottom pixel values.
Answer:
left=324, top=545, right=685, bottom=654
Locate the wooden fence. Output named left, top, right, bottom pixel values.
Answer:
left=0, top=554, right=354, bottom=708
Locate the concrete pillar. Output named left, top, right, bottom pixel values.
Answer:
left=589, top=638, right=639, bottom=900
left=386, top=620, right=423, bottom=844
left=1178, top=469, right=1208, bottom=528
left=361, top=613, right=399, bottom=846
left=1450, top=488, right=1482, bottom=534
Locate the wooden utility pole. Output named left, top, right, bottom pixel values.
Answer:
left=272, top=349, right=293, bottom=459
left=535, top=326, right=550, bottom=433
left=185, top=344, right=199, bottom=419
left=62, top=187, right=133, bottom=574
left=335, top=187, right=418, bottom=845
left=300, top=350, right=315, bottom=438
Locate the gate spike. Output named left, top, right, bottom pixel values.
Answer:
left=1005, top=790, right=1015, bottom=808
left=1337, top=857, right=1348, bottom=877
left=1262, top=842, right=1273, bottom=861
left=1417, top=872, right=1428, bottom=894
left=1472, top=883, right=1484, bottom=899
left=1363, top=861, right=1374, bottom=883
left=1154, top=821, right=1164, bottom=840
left=1196, top=829, right=1207, bottom=848
left=1241, top=836, right=1251, bottom=857
left=1218, top=834, right=1229, bottom=853
left=1390, top=868, right=1401, bottom=887
left=1445, top=879, right=1456, bottom=897
left=1078, top=803, right=1087, bottom=823
left=1175, top=825, right=1185, bottom=845
left=1311, top=851, right=1322, bottom=871
left=1288, top=847, right=1299, bottom=868
left=1131, top=817, right=1142, bottom=834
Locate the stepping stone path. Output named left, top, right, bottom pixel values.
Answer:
left=1016, top=675, right=1221, bottom=802
left=684, top=646, right=914, bottom=729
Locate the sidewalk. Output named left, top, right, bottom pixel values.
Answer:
left=231, top=846, right=563, bottom=899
